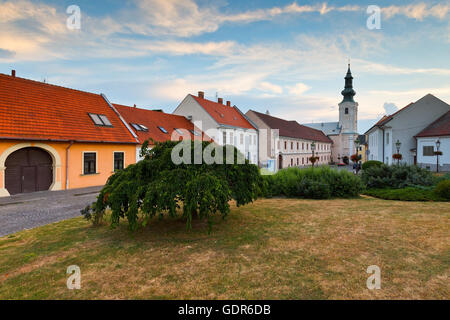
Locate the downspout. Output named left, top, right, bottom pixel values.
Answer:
left=381, top=127, right=385, bottom=163
left=66, top=141, right=74, bottom=190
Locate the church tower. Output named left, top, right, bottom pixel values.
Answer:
left=338, top=64, right=358, bottom=157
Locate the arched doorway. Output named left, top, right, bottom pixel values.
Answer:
left=5, top=147, right=53, bottom=195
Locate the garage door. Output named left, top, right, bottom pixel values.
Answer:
left=5, top=147, right=53, bottom=195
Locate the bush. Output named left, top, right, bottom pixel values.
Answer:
left=361, top=163, right=434, bottom=189
left=364, top=187, right=447, bottom=202
left=434, top=180, right=450, bottom=200
left=362, top=160, right=382, bottom=171
left=82, top=140, right=262, bottom=231
left=262, top=166, right=364, bottom=199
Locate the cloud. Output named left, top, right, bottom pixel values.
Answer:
left=289, top=83, right=311, bottom=96
left=0, top=48, right=16, bottom=59
left=383, top=102, right=399, bottom=114
left=382, top=2, right=450, bottom=21
left=258, top=81, right=283, bottom=94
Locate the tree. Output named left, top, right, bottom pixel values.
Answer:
left=82, top=140, right=263, bottom=232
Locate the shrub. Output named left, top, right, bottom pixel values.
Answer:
left=434, top=180, right=450, bottom=200
left=362, top=163, right=434, bottom=189
left=362, top=160, right=382, bottom=171
left=82, top=140, right=262, bottom=231
left=263, top=166, right=364, bottom=199
left=364, top=187, right=447, bottom=202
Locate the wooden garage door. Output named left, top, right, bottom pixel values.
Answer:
left=5, top=147, right=53, bottom=195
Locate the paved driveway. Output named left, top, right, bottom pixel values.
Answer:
left=0, top=186, right=101, bottom=237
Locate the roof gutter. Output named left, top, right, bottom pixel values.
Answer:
left=101, top=93, right=139, bottom=143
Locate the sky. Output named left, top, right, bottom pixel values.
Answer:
left=0, top=0, right=449, bottom=133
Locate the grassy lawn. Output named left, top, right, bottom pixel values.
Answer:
left=0, top=197, right=448, bottom=299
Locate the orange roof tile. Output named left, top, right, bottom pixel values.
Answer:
left=0, top=73, right=137, bottom=144
left=114, top=104, right=209, bottom=144
left=191, top=95, right=255, bottom=129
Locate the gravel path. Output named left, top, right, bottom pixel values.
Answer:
left=0, top=186, right=101, bottom=237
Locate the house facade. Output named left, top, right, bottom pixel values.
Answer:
left=173, top=92, right=258, bottom=164
left=0, top=71, right=138, bottom=197
left=114, top=104, right=207, bottom=162
left=303, top=65, right=359, bottom=164
left=365, top=94, right=450, bottom=166
left=245, top=110, right=332, bottom=171
left=415, top=111, right=450, bottom=171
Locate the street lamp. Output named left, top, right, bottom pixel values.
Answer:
left=311, top=141, right=316, bottom=168
left=436, top=139, right=441, bottom=173
left=395, top=139, right=402, bottom=165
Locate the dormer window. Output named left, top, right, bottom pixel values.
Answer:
left=88, top=113, right=113, bottom=127
left=131, top=123, right=148, bottom=132
left=158, top=126, right=168, bottom=134
left=189, top=129, right=201, bottom=136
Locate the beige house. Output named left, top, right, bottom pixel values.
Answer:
left=245, top=110, right=333, bottom=171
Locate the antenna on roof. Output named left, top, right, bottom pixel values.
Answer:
left=215, top=92, right=218, bottom=100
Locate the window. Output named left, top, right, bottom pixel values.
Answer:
left=296, top=158, right=299, bottom=165
left=175, top=128, right=185, bottom=135
left=131, top=123, right=148, bottom=132
left=291, top=158, right=293, bottom=166
left=114, top=152, right=124, bottom=172
left=345, top=108, right=349, bottom=114
left=223, top=132, right=227, bottom=144
left=423, top=146, right=434, bottom=156
left=284, top=141, right=287, bottom=150
left=83, top=152, right=96, bottom=175
left=240, top=133, right=244, bottom=144
left=297, top=142, right=299, bottom=150
left=302, top=158, right=304, bottom=164
left=88, top=113, right=113, bottom=127
left=158, top=126, right=168, bottom=134
left=291, top=142, right=293, bottom=150
left=306, top=143, right=309, bottom=150
left=189, top=129, right=201, bottom=136
left=302, top=143, right=304, bottom=150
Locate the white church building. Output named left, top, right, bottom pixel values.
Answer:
left=304, top=65, right=359, bottom=164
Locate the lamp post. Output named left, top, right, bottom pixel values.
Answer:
left=311, top=141, right=316, bottom=168
left=436, top=139, right=441, bottom=173
left=354, top=138, right=361, bottom=165
left=395, top=139, right=402, bottom=165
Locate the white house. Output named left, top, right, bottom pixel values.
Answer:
left=365, top=94, right=450, bottom=166
left=173, top=92, right=258, bottom=164
left=415, top=111, right=450, bottom=172
left=245, top=110, right=333, bottom=171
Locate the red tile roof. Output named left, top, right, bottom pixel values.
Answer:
left=191, top=95, right=255, bottom=129
left=415, top=111, right=450, bottom=138
left=249, top=110, right=332, bottom=143
left=0, top=73, right=137, bottom=143
left=114, top=104, right=210, bottom=144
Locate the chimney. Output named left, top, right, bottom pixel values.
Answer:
left=133, top=104, right=136, bottom=108
left=198, top=91, right=204, bottom=99
left=218, top=97, right=223, bottom=104
left=11, top=70, right=16, bottom=77
left=226, top=101, right=231, bottom=107
left=266, top=110, right=270, bottom=115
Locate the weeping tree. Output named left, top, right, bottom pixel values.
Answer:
left=81, top=140, right=262, bottom=231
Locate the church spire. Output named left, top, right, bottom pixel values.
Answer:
left=341, top=63, right=356, bottom=102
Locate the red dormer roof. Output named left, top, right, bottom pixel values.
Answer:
left=190, top=94, right=255, bottom=129
left=415, top=111, right=450, bottom=138
left=114, top=104, right=209, bottom=144
left=249, top=110, right=332, bottom=143
left=0, top=72, right=137, bottom=144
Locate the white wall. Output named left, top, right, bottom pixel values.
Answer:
left=367, top=129, right=383, bottom=161
left=417, top=136, right=450, bottom=169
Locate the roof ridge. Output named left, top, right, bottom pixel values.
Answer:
left=114, top=103, right=188, bottom=120
left=0, top=72, right=101, bottom=97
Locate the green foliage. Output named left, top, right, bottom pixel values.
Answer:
left=434, top=180, right=450, bottom=200
left=433, top=172, right=450, bottom=184
left=262, top=166, right=364, bottom=199
left=364, top=187, right=447, bottom=202
left=361, top=163, right=434, bottom=189
left=82, top=140, right=262, bottom=231
left=361, top=160, right=383, bottom=171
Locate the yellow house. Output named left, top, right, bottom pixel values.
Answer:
left=356, top=134, right=368, bottom=163
left=0, top=71, right=138, bottom=197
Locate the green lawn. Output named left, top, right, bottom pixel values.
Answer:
left=0, top=197, right=448, bottom=299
